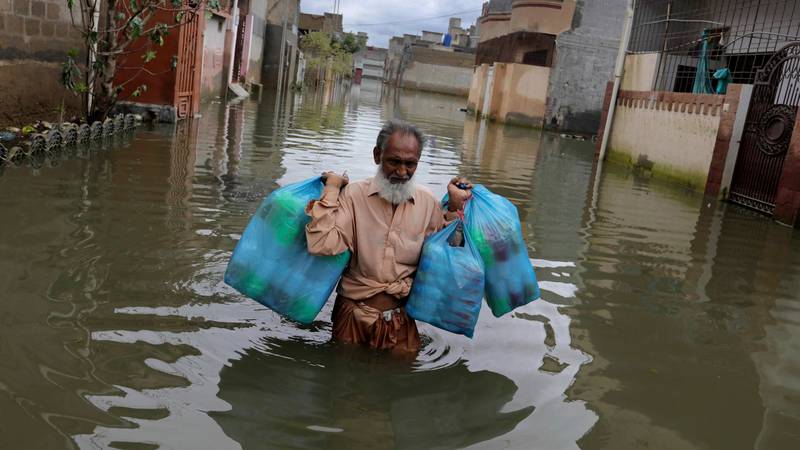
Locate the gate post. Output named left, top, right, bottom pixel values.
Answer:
left=774, top=115, right=800, bottom=227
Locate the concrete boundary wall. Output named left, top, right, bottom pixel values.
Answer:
left=402, top=62, right=473, bottom=97
left=604, top=89, right=732, bottom=191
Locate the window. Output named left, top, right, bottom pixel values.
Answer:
left=522, top=50, right=549, bottom=67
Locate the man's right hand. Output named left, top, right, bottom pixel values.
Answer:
left=321, top=171, right=349, bottom=189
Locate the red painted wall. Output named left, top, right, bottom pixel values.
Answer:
left=114, top=9, right=179, bottom=106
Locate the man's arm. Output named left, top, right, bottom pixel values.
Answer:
left=442, top=177, right=473, bottom=246
left=305, top=172, right=354, bottom=256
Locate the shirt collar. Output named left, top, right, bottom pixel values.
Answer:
left=366, top=177, right=417, bottom=204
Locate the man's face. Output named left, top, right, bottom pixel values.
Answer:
left=373, top=132, right=420, bottom=184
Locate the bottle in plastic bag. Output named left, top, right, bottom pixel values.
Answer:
left=406, top=220, right=485, bottom=338
left=224, top=177, right=350, bottom=324
left=461, top=185, right=540, bottom=317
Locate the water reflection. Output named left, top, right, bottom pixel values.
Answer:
left=212, top=340, right=529, bottom=450
left=573, top=164, right=800, bottom=449
left=0, top=78, right=798, bottom=449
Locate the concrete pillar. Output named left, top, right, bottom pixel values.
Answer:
left=704, top=84, right=753, bottom=199
left=773, top=114, right=800, bottom=227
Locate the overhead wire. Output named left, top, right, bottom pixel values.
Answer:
left=344, top=8, right=482, bottom=27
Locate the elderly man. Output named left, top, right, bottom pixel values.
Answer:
left=305, top=120, right=471, bottom=353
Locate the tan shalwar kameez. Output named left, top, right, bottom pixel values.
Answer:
left=305, top=177, right=448, bottom=352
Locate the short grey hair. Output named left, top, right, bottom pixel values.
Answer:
left=375, top=119, right=426, bottom=153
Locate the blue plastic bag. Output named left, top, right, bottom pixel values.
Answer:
left=224, top=177, right=350, bottom=323
left=406, top=220, right=485, bottom=338
left=458, top=185, right=540, bottom=317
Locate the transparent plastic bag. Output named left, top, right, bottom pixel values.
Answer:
left=224, top=177, right=350, bottom=323
left=458, top=185, right=540, bottom=317
left=406, top=220, right=485, bottom=338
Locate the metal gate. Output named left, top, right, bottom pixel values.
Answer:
left=729, top=42, right=800, bottom=214
left=174, top=9, right=204, bottom=119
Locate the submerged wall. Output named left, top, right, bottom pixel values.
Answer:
left=402, top=63, right=473, bottom=96
left=468, top=63, right=550, bottom=127
left=201, top=15, right=228, bottom=100
left=604, top=90, right=729, bottom=190
left=401, top=47, right=475, bottom=97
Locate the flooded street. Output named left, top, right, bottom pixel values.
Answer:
left=1, top=79, right=799, bottom=449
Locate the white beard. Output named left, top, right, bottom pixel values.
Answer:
left=374, top=168, right=416, bottom=204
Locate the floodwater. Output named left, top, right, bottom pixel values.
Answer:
left=1, top=79, right=799, bottom=450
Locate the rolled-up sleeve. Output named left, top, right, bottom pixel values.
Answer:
left=305, top=184, right=355, bottom=255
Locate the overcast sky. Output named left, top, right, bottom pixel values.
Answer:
left=300, top=0, right=486, bottom=48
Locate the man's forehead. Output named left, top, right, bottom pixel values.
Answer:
left=385, top=132, right=421, bottom=157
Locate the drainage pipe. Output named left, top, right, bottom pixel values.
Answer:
left=598, top=0, right=635, bottom=162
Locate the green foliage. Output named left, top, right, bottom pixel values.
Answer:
left=300, top=31, right=333, bottom=57
left=129, top=16, right=143, bottom=39
left=149, top=23, right=169, bottom=46
left=142, top=50, right=157, bottom=63
left=300, top=31, right=360, bottom=77
left=331, top=50, right=353, bottom=77
left=60, top=49, right=82, bottom=93
left=130, top=84, right=148, bottom=98
left=337, top=33, right=363, bottom=54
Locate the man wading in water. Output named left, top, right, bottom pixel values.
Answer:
left=305, top=119, right=472, bottom=353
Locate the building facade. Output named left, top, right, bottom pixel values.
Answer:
left=468, top=0, right=628, bottom=133
left=263, top=0, right=301, bottom=92
left=597, top=0, right=800, bottom=227
left=360, top=47, right=387, bottom=80
left=114, top=0, right=282, bottom=121
left=384, top=18, right=479, bottom=97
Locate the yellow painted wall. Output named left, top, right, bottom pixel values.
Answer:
left=621, top=53, right=660, bottom=91
left=510, top=0, right=576, bottom=35
left=609, top=97, right=723, bottom=189
left=490, top=63, right=550, bottom=126
left=478, top=15, right=512, bottom=43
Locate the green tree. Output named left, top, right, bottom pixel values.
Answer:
left=300, top=31, right=362, bottom=80
left=338, top=32, right=363, bottom=54
left=61, top=0, right=220, bottom=122
left=299, top=30, right=333, bottom=71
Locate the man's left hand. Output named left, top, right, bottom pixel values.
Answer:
left=447, top=176, right=473, bottom=212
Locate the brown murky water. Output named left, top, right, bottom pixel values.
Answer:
left=1, top=79, right=799, bottom=449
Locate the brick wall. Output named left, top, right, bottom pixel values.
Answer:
left=0, top=0, right=83, bottom=60
left=0, top=0, right=84, bottom=126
